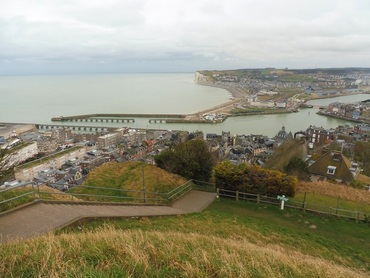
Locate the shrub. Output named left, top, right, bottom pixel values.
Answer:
left=214, top=161, right=297, bottom=197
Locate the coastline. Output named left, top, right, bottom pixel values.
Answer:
left=196, top=81, right=247, bottom=99
left=317, top=110, right=369, bottom=124
left=193, top=81, right=370, bottom=125
left=191, top=82, right=247, bottom=117
left=48, top=80, right=370, bottom=125
left=196, top=81, right=370, bottom=111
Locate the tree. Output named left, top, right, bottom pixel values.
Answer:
left=153, top=148, right=177, bottom=173
left=284, top=157, right=310, bottom=181
left=154, top=140, right=215, bottom=181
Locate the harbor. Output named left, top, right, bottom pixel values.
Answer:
left=1, top=73, right=370, bottom=137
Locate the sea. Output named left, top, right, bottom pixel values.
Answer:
left=0, top=73, right=368, bottom=137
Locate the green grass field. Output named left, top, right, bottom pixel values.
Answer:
left=65, top=199, right=370, bottom=269
left=292, top=192, right=370, bottom=216
left=2, top=199, right=368, bottom=277
left=1, top=160, right=370, bottom=276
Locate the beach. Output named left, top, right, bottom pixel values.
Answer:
left=185, top=82, right=247, bottom=121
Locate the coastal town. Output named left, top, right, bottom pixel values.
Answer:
left=194, top=68, right=370, bottom=120
left=3, top=1, right=370, bottom=275
left=2, top=68, right=370, bottom=189
left=1, top=117, right=370, bottom=190
left=48, top=68, right=370, bottom=124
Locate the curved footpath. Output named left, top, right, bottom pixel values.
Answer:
left=0, top=190, right=216, bottom=244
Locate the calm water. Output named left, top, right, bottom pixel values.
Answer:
left=0, top=73, right=368, bottom=137
left=0, top=73, right=230, bottom=121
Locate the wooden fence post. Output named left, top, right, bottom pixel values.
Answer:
left=37, top=183, right=41, bottom=200
left=302, top=192, right=307, bottom=212
left=32, top=182, right=37, bottom=200
left=236, top=191, right=239, bottom=201
left=336, top=196, right=339, bottom=214
left=257, top=194, right=260, bottom=204
left=216, top=188, right=219, bottom=199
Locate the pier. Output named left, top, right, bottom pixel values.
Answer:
left=51, top=113, right=222, bottom=124
left=35, top=124, right=115, bottom=133
left=149, top=119, right=167, bottom=123
left=51, top=113, right=186, bottom=123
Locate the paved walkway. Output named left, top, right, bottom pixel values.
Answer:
left=0, top=190, right=216, bottom=243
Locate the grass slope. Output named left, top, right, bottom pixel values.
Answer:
left=297, top=181, right=370, bottom=204
left=294, top=181, right=370, bottom=215
left=83, top=161, right=186, bottom=192
left=264, top=140, right=304, bottom=171
left=1, top=200, right=369, bottom=277
left=69, top=161, right=187, bottom=202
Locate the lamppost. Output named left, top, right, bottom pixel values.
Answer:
left=141, top=159, right=146, bottom=204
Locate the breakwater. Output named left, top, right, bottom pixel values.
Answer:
left=52, top=113, right=186, bottom=123
left=51, top=113, right=226, bottom=124
left=35, top=124, right=115, bottom=132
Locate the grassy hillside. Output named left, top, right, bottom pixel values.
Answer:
left=1, top=162, right=187, bottom=211
left=69, top=161, right=187, bottom=202
left=1, top=200, right=369, bottom=277
left=297, top=181, right=370, bottom=204
left=294, top=181, right=370, bottom=216
left=83, top=161, right=186, bottom=191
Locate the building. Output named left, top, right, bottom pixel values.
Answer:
left=51, top=128, right=73, bottom=144
left=354, top=124, right=370, bottom=134
left=274, top=126, right=293, bottom=144
left=308, top=151, right=359, bottom=183
left=306, top=126, right=335, bottom=145
left=14, top=146, right=86, bottom=181
left=97, top=133, right=120, bottom=149
left=37, top=136, right=58, bottom=153
left=275, top=101, right=287, bottom=109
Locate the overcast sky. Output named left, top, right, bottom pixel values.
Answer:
left=1, top=0, right=370, bottom=75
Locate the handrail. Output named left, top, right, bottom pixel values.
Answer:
left=166, top=180, right=192, bottom=196
left=1, top=180, right=367, bottom=222
left=0, top=180, right=201, bottom=211
left=0, top=191, right=34, bottom=205
left=167, top=181, right=192, bottom=202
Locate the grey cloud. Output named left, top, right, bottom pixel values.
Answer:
left=1, top=0, right=370, bottom=75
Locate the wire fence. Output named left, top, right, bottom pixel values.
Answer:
left=217, top=188, right=368, bottom=222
